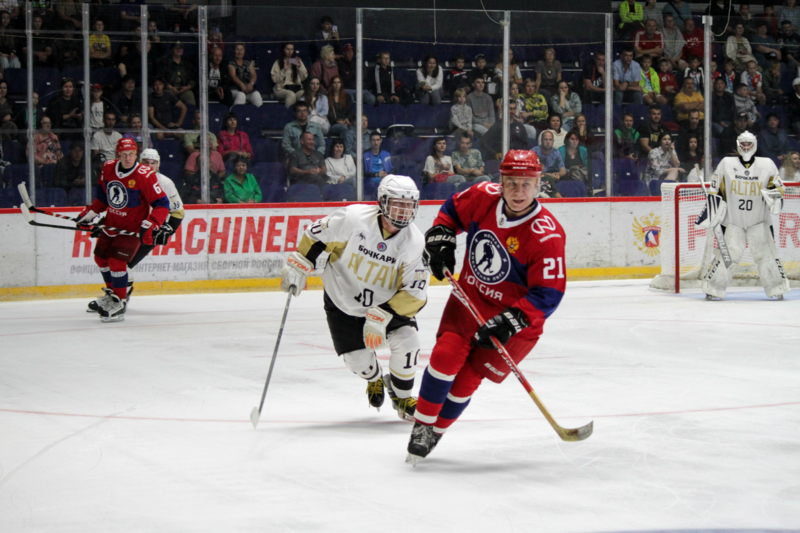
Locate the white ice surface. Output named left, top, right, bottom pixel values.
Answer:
left=1, top=281, right=799, bottom=533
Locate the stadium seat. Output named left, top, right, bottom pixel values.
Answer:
left=35, top=187, right=68, bottom=207
left=68, top=187, right=88, bottom=206
left=254, top=162, right=286, bottom=185
left=556, top=180, right=587, bottom=198
left=4, top=69, right=27, bottom=94
left=322, top=183, right=357, bottom=201
left=259, top=176, right=287, bottom=203
left=363, top=178, right=380, bottom=201
left=617, top=180, right=649, bottom=197
left=649, top=179, right=666, bottom=196
left=3, top=140, right=23, bottom=164
left=152, top=140, right=183, bottom=165
left=231, top=104, right=262, bottom=138
left=261, top=104, right=295, bottom=132
left=287, top=183, right=322, bottom=202
left=0, top=188, right=18, bottom=207
left=377, top=105, right=407, bottom=129
left=457, top=182, right=473, bottom=192
left=40, top=165, right=56, bottom=187
left=423, top=182, right=456, bottom=200
left=179, top=104, right=197, bottom=130
left=159, top=162, right=182, bottom=183
left=485, top=159, right=501, bottom=180
left=5, top=164, right=37, bottom=189
left=614, top=158, right=639, bottom=180
left=208, top=103, right=228, bottom=132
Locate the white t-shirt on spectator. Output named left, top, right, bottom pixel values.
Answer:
left=90, top=102, right=104, bottom=129
left=538, top=129, right=567, bottom=150
left=325, top=155, right=356, bottom=183
left=424, top=155, right=453, bottom=176
left=91, top=130, right=123, bottom=162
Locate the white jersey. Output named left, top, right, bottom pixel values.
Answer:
left=711, top=156, right=784, bottom=229
left=155, top=172, right=184, bottom=214
left=297, top=204, right=429, bottom=319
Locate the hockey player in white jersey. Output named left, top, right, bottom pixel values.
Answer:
left=697, top=131, right=790, bottom=299
left=280, top=175, right=429, bottom=420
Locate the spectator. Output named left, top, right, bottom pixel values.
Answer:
left=282, top=101, right=324, bottom=156
left=89, top=17, right=112, bottom=67
left=751, top=21, right=782, bottom=70
left=337, top=43, right=375, bottom=106
left=0, top=0, right=19, bottom=21
left=344, top=114, right=371, bottom=159
left=778, top=20, right=800, bottom=73
left=166, top=0, right=197, bottom=33
left=481, top=100, right=529, bottom=158
left=55, top=0, right=82, bottom=29
left=313, top=15, right=340, bottom=60
left=721, top=58, right=737, bottom=92
left=494, top=49, right=523, bottom=86
left=117, top=37, right=155, bottom=88
left=535, top=47, right=562, bottom=101
left=47, top=77, right=83, bottom=141
left=450, top=88, right=474, bottom=137
left=208, top=45, right=234, bottom=107
left=327, top=76, right=355, bottom=146
left=661, top=14, right=687, bottom=71
left=31, top=115, right=61, bottom=166
left=0, top=79, right=15, bottom=140
left=157, top=41, right=197, bottom=106
left=182, top=154, right=225, bottom=204
left=538, top=114, right=567, bottom=149
left=228, top=41, right=262, bottom=108
left=371, top=51, right=412, bottom=105
left=618, top=0, right=645, bottom=41
left=423, top=136, right=460, bottom=184
left=54, top=141, right=88, bottom=193
left=15, top=90, right=43, bottom=133
left=726, top=22, right=756, bottom=70
left=613, top=47, right=643, bottom=105
left=663, top=0, right=692, bottom=29
left=706, top=0, right=736, bottom=36
left=677, top=109, right=704, bottom=157
left=779, top=0, right=800, bottom=32
left=118, top=0, right=141, bottom=31
left=573, top=113, right=597, bottom=151
left=637, top=54, right=665, bottom=106
left=779, top=150, right=800, bottom=179
left=224, top=155, right=262, bottom=204
left=760, top=4, right=780, bottom=38
left=733, top=82, right=760, bottom=128
left=218, top=111, right=253, bottom=162
left=757, top=113, right=791, bottom=161
left=638, top=104, right=666, bottom=155
left=122, top=114, right=153, bottom=152
left=310, top=44, right=339, bottom=91
left=718, top=112, right=750, bottom=156
left=325, top=138, right=356, bottom=188
left=0, top=10, right=18, bottom=70
left=634, top=19, right=665, bottom=60
left=558, top=129, right=589, bottom=186
left=643, top=132, right=683, bottom=183
left=289, top=131, right=328, bottom=186
left=184, top=109, right=224, bottom=167
left=206, top=25, right=224, bottom=56
left=789, top=77, right=800, bottom=134
left=736, top=3, right=759, bottom=37
left=532, top=130, right=565, bottom=198
left=468, top=54, right=498, bottom=98
left=550, top=80, right=582, bottom=130
left=452, top=131, right=492, bottom=183
left=445, top=53, right=471, bottom=97
left=740, top=60, right=767, bottom=105
left=518, top=78, right=549, bottom=131
left=112, top=76, right=142, bottom=127
left=674, top=77, right=705, bottom=122
left=272, top=42, right=308, bottom=109
left=50, top=22, right=80, bottom=70
left=416, top=54, right=444, bottom=106
left=682, top=19, right=704, bottom=62
left=763, top=60, right=784, bottom=104
left=678, top=134, right=703, bottom=175
left=91, top=111, right=122, bottom=163
left=149, top=77, right=187, bottom=141
left=466, top=77, right=495, bottom=135
left=299, top=77, right=329, bottom=135
left=712, top=76, right=737, bottom=136
left=88, top=84, right=108, bottom=131
left=582, top=51, right=606, bottom=104
left=23, top=13, right=50, bottom=69
left=642, top=0, right=663, bottom=30
left=363, top=131, right=392, bottom=183
left=658, top=57, right=679, bottom=104
left=682, top=55, right=705, bottom=94
left=615, top=112, right=641, bottom=159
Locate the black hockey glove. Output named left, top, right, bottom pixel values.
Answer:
left=422, top=225, right=456, bottom=281
left=474, top=307, right=529, bottom=349
left=152, top=223, right=175, bottom=246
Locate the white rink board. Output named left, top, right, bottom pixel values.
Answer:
left=0, top=199, right=668, bottom=288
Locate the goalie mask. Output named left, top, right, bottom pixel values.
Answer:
left=377, top=174, right=419, bottom=228
left=736, top=131, right=757, bottom=162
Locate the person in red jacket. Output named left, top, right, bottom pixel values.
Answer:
left=407, top=150, right=567, bottom=463
left=217, top=111, right=253, bottom=162
left=75, top=138, right=169, bottom=322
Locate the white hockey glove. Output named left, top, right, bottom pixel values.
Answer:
left=761, top=188, right=783, bottom=215
left=363, top=306, right=392, bottom=350
left=696, top=194, right=727, bottom=229
left=280, top=252, right=314, bottom=297
left=75, top=206, right=99, bottom=225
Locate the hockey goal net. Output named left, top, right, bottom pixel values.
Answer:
left=650, top=182, right=800, bottom=292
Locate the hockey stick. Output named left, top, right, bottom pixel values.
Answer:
left=444, top=269, right=593, bottom=442
left=17, top=183, right=80, bottom=222
left=250, top=291, right=293, bottom=429
left=696, top=167, right=733, bottom=269
left=18, top=203, right=140, bottom=236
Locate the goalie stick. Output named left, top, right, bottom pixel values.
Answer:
left=444, top=269, right=593, bottom=442
left=696, top=166, right=733, bottom=269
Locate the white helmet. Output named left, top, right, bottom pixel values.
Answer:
left=140, top=148, right=160, bottom=163
left=377, top=175, right=419, bottom=228
left=737, top=131, right=757, bottom=162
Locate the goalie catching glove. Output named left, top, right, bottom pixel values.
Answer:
left=761, top=188, right=783, bottom=215
left=474, top=307, right=529, bottom=349
left=422, top=225, right=456, bottom=281
left=695, top=194, right=727, bottom=229
left=363, top=306, right=392, bottom=350
left=280, top=252, right=314, bottom=297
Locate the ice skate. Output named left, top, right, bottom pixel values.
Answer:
left=406, top=421, right=441, bottom=465
left=87, top=288, right=114, bottom=313
left=366, top=377, right=384, bottom=411
left=126, top=281, right=134, bottom=303
left=99, top=294, right=127, bottom=323
left=383, top=373, right=417, bottom=422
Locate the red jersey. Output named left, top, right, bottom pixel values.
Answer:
left=91, top=160, right=170, bottom=236
left=434, top=182, right=566, bottom=337
left=659, top=72, right=679, bottom=93
left=634, top=29, right=664, bottom=52
left=682, top=28, right=704, bottom=59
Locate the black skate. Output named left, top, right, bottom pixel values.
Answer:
left=99, top=294, right=127, bottom=323
left=383, top=374, right=417, bottom=422
left=406, top=421, right=442, bottom=465
left=366, top=377, right=384, bottom=410
left=126, top=280, right=134, bottom=303
left=87, top=288, right=113, bottom=313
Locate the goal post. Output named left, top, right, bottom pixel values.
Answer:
left=650, top=182, right=800, bottom=293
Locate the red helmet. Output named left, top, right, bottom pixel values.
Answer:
left=499, top=150, right=542, bottom=178
left=116, top=137, right=138, bottom=155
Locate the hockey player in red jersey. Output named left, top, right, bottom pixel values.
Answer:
left=407, top=150, right=567, bottom=462
left=75, top=138, right=170, bottom=322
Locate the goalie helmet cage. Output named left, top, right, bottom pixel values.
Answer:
left=651, top=182, right=800, bottom=293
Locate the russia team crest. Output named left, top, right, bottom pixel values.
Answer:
left=468, top=230, right=510, bottom=284
left=632, top=213, right=661, bottom=257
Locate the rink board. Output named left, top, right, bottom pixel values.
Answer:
left=2, top=197, right=669, bottom=298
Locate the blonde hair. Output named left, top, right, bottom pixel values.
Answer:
left=781, top=151, right=800, bottom=175
left=320, top=45, right=335, bottom=60
left=453, top=88, right=466, bottom=100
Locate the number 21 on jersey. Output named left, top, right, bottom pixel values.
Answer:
left=543, top=257, right=565, bottom=279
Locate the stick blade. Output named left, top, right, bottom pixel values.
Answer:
left=558, top=421, right=593, bottom=442
left=17, top=182, right=32, bottom=207
left=19, top=202, right=34, bottom=223
left=249, top=406, right=260, bottom=429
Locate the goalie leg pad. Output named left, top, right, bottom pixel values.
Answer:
left=702, top=225, right=747, bottom=299
left=386, top=326, right=420, bottom=399
left=747, top=223, right=791, bottom=298
left=342, top=349, right=381, bottom=382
